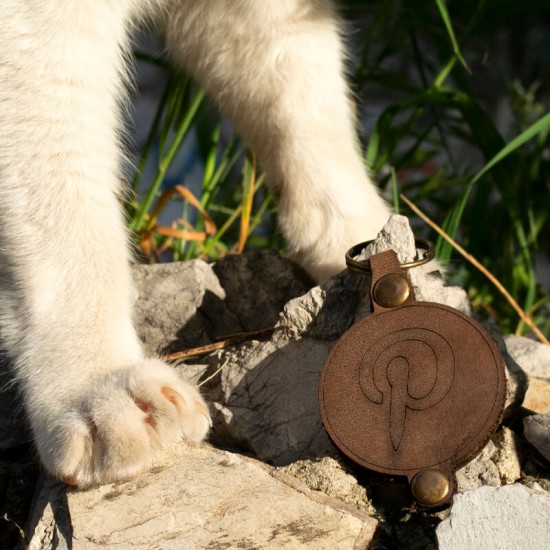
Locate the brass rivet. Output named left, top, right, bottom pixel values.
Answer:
left=373, top=273, right=410, bottom=308
left=411, top=469, right=451, bottom=507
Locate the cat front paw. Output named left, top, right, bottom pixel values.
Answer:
left=34, top=359, right=210, bottom=487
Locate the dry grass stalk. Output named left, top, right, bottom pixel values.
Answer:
left=400, top=193, right=549, bottom=345
left=163, top=326, right=279, bottom=361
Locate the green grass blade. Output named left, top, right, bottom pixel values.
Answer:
left=437, top=111, right=550, bottom=262
left=471, top=111, right=550, bottom=187
left=130, top=89, right=205, bottom=232
left=390, top=167, right=400, bottom=214
left=433, top=0, right=470, bottom=73
left=130, top=77, right=173, bottom=194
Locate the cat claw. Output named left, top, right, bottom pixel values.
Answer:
left=35, top=359, right=210, bottom=487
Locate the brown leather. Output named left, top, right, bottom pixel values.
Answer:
left=319, top=250, right=506, bottom=506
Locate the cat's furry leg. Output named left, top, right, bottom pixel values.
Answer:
left=0, top=1, right=209, bottom=485
left=164, top=0, right=391, bottom=281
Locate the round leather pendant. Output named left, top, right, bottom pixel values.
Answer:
left=319, top=302, right=506, bottom=482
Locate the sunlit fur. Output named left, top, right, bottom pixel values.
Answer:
left=0, top=0, right=390, bottom=485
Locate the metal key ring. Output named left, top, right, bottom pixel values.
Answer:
left=345, top=238, right=435, bottom=274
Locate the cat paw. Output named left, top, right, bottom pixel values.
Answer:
left=34, top=359, right=210, bottom=487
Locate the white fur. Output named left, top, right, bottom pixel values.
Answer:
left=0, top=0, right=389, bottom=485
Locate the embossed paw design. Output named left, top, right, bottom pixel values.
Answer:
left=36, top=359, right=210, bottom=487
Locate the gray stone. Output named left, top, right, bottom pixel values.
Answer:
left=26, top=442, right=378, bottom=550
left=133, top=250, right=312, bottom=355
left=483, top=322, right=528, bottom=412
left=455, top=441, right=501, bottom=492
left=436, top=484, right=550, bottom=550
left=504, top=334, right=550, bottom=379
left=12, top=215, right=536, bottom=549
left=0, top=251, right=312, bottom=452
left=356, top=214, right=417, bottom=265
left=523, top=413, right=550, bottom=461
left=503, top=334, right=550, bottom=414
left=278, top=457, right=374, bottom=513
left=207, top=215, right=523, bottom=463
left=208, top=336, right=338, bottom=464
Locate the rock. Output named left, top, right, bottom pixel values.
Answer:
left=207, top=215, right=523, bottom=464
left=133, top=250, right=312, bottom=355
left=523, top=377, right=550, bottom=414
left=26, top=442, right=378, bottom=550
left=455, top=427, right=523, bottom=493
left=503, top=334, right=550, bottom=413
left=436, top=484, right=550, bottom=550
left=208, top=337, right=338, bottom=464
left=455, top=441, right=501, bottom=492
left=0, top=251, right=312, bottom=453
left=523, top=413, right=550, bottom=462
left=523, top=477, right=550, bottom=493
left=353, top=217, right=471, bottom=320
left=504, top=334, right=550, bottom=379
left=492, top=428, right=522, bottom=484
left=278, top=457, right=374, bottom=513
left=353, top=216, right=470, bottom=316
left=11, top=215, right=538, bottom=549
left=356, top=215, right=417, bottom=265
left=484, top=324, right=528, bottom=411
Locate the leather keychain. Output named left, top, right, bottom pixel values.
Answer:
left=319, top=241, right=506, bottom=507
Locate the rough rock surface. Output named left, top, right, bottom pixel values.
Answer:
left=523, top=376, right=550, bottom=414
left=524, top=413, right=550, bottom=462
left=133, top=250, right=313, bottom=355
left=492, top=428, right=522, bottom=484
left=8, top=215, right=550, bottom=549
left=504, top=334, right=550, bottom=379
left=436, top=484, right=550, bottom=550
left=26, top=442, right=378, bottom=549
left=505, top=334, right=550, bottom=415
left=455, top=441, right=501, bottom=492
left=206, top=215, right=526, bottom=464
left=278, top=457, right=375, bottom=513
left=0, top=251, right=313, bottom=453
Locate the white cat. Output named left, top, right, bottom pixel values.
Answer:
left=0, top=0, right=390, bottom=486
